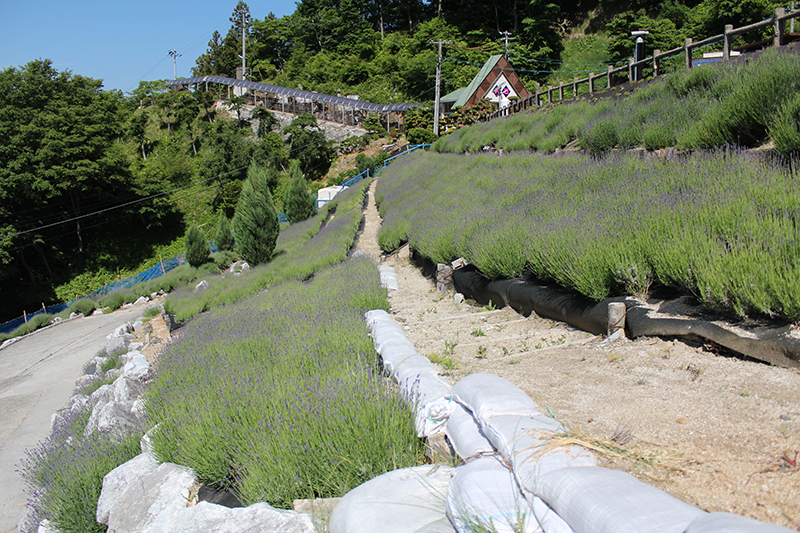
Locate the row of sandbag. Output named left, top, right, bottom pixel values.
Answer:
left=358, top=309, right=792, bottom=533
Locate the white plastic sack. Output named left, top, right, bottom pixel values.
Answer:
left=446, top=456, right=538, bottom=533
left=379, top=265, right=400, bottom=291
left=535, top=467, right=705, bottom=533
left=392, top=355, right=435, bottom=381
left=412, top=517, right=457, bottom=533
left=515, top=448, right=597, bottom=493
left=396, top=372, right=450, bottom=407
left=450, top=374, right=537, bottom=420
left=531, top=497, right=576, bottom=533
left=682, top=512, right=796, bottom=532
left=379, top=339, right=420, bottom=373
left=414, top=396, right=456, bottom=438
left=445, top=404, right=496, bottom=460
left=329, top=465, right=452, bottom=533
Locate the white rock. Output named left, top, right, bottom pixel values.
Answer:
left=150, top=292, right=159, bottom=299
left=128, top=342, right=144, bottom=352
left=107, top=333, right=135, bottom=355
left=123, top=354, right=150, bottom=381
left=113, top=375, right=143, bottom=406
left=134, top=296, right=149, bottom=306
left=90, top=384, right=115, bottom=406
left=84, top=401, right=138, bottom=439
left=37, top=519, right=59, bottom=533
left=69, top=311, right=82, bottom=319
left=97, top=453, right=160, bottom=525
left=172, top=501, right=316, bottom=533
left=106, top=462, right=198, bottom=533
left=113, top=323, right=133, bottom=337
left=132, top=319, right=144, bottom=332
left=51, top=316, right=63, bottom=324
left=454, top=293, right=465, bottom=304
left=74, top=374, right=97, bottom=394
left=131, top=398, right=147, bottom=421
left=122, top=302, right=134, bottom=309
left=194, top=280, right=210, bottom=292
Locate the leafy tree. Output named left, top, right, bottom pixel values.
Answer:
left=194, top=2, right=253, bottom=78
left=232, top=163, right=279, bottom=264
left=251, top=106, right=279, bottom=138
left=214, top=213, right=235, bottom=251
left=184, top=225, right=210, bottom=267
left=283, top=163, right=317, bottom=223
left=363, top=113, right=386, bottom=135
left=283, top=113, right=336, bottom=181
left=607, top=10, right=685, bottom=70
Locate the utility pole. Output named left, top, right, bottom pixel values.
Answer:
left=240, top=9, right=252, bottom=80
left=499, top=31, right=515, bottom=59
left=431, top=40, right=450, bottom=136
left=168, top=49, right=181, bottom=80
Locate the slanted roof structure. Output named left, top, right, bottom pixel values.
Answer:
left=446, top=55, right=530, bottom=112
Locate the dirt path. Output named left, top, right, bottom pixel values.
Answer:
left=354, top=179, right=800, bottom=530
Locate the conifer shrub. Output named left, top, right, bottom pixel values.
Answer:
left=214, top=214, right=235, bottom=251
left=283, top=165, right=317, bottom=224
left=233, top=163, right=279, bottom=265
left=184, top=225, right=210, bottom=268
left=406, top=127, right=436, bottom=145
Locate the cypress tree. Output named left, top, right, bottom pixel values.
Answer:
left=184, top=225, right=210, bottom=267
left=232, top=163, right=279, bottom=265
left=283, top=163, right=317, bottom=224
left=214, top=213, right=234, bottom=251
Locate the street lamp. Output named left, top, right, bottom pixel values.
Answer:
left=631, top=30, right=649, bottom=81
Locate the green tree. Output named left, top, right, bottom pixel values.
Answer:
left=283, top=163, right=317, bottom=223
left=184, top=225, right=210, bottom=267
left=251, top=106, right=279, bottom=138
left=232, top=163, right=279, bottom=264
left=214, top=213, right=235, bottom=251
left=283, top=113, right=336, bottom=181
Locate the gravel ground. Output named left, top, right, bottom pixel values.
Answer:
left=353, top=180, right=800, bottom=530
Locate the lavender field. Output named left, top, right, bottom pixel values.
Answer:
left=166, top=179, right=371, bottom=323
left=433, top=45, right=800, bottom=156
left=147, top=257, right=424, bottom=508
left=376, top=150, right=800, bottom=321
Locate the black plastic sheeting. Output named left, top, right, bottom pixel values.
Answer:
left=411, top=249, right=800, bottom=369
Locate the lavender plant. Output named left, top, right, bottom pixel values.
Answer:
left=19, top=406, right=142, bottom=533
left=376, top=149, right=800, bottom=321
left=147, top=257, right=424, bottom=508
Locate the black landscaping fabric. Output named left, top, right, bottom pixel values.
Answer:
left=410, top=249, right=800, bottom=369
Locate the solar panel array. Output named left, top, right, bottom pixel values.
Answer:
left=167, top=75, right=421, bottom=112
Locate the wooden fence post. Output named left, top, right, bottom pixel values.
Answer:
left=573, top=77, right=579, bottom=98
left=628, top=58, right=634, bottom=83
left=23, top=311, right=27, bottom=324
left=547, top=85, right=553, bottom=103
left=653, top=50, right=661, bottom=77
left=607, top=65, right=613, bottom=89
left=775, top=7, right=786, bottom=47
left=685, top=38, right=693, bottom=69
left=588, top=72, right=595, bottom=94
left=723, top=24, right=733, bottom=60
left=558, top=81, right=564, bottom=101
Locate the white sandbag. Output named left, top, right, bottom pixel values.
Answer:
left=414, top=396, right=456, bottom=438
left=480, top=414, right=565, bottom=457
left=682, top=512, right=796, bottom=532
left=364, top=309, right=393, bottom=328
left=450, top=374, right=537, bottom=420
left=379, top=339, right=420, bottom=373
left=531, top=497, right=576, bottom=533
left=396, top=372, right=450, bottom=407
left=379, top=265, right=400, bottom=291
left=412, top=517, right=457, bottom=533
left=392, top=355, right=435, bottom=381
left=329, top=465, right=452, bottom=533
left=447, top=456, right=538, bottom=533
left=535, top=467, right=705, bottom=533
left=515, top=448, right=597, bottom=493
left=445, top=404, right=495, bottom=460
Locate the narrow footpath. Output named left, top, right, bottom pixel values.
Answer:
left=354, top=179, right=800, bottom=529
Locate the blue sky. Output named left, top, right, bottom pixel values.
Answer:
left=0, top=1, right=298, bottom=94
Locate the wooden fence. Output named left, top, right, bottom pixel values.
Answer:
left=482, top=7, right=800, bottom=122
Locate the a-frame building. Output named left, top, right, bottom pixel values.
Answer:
left=440, top=55, right=530, bottom=114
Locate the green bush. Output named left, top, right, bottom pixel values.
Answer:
left=184, top=225, right=210, bottom=268
left=68, top=299, right=96, bottom=317
left=406, top=128, right=437, bottom=145
left=770, top=92, right=800, bottom=157
left=233, top=163, right=279, bottom=265
left=283, top=167, right=317, bottom=224
left=214, top=214, right=235, bottom=252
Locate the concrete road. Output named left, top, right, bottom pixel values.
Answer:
left=0, top=305, right=148, bottom=533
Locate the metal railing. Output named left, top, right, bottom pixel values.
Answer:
left=482, top=6, right=800, bottom=122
